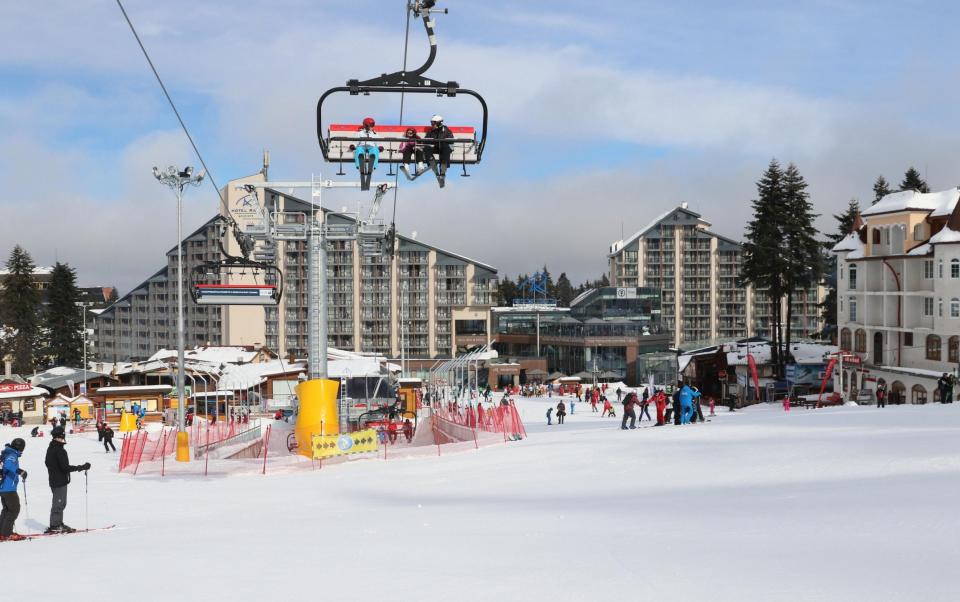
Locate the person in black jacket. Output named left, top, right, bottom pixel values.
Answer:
left=44, top=426, right=90, bottom=534
left=425, top=115, right=454, bottom=187
left=102, top=426, right=116, bottom=453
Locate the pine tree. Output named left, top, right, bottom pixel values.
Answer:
left=742, top=159, right=789, bottom=375
left=497, top=276, right=519, bottom=306
left=599, top=273, right=610, bottom=287
left=781, top=163, right=824, bottom=359
left=872, top=176, right=892, bottom=205
left=826, top=199, right=861, bottom=245
left=555, top=273, right=575, bottom=307
left=45, top=262, right=83, bottom=366
left=899, top=167, right=930, bottom=193
left=0, top=246, right=41, bottom=373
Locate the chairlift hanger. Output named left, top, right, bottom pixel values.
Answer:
left=316, top=1, right=488, bottom=169
left=189, top=256, right=284, bottom=306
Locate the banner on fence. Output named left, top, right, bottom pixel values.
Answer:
left=311, top=429, right=378, bottom=460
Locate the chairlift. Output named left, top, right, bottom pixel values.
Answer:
left=189, top=259, right=283, bottom=306
left=316, top=0, right=488, bottom=189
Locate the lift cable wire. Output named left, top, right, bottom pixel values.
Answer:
left=115, top=0, right=234, bottom=228
left=390, top=1, right=415, bottom=227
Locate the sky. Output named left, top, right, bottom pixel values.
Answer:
left=3, top=0, right=960, bottom=293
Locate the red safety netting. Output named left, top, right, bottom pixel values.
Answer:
left=432, top=401, right=526, bottom=441
left=117, top=427, right=177, bottom=474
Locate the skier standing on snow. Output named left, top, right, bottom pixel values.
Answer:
left=102, top=425, right=116, bottom=453
left=621, top=392, right=639, bottom=430
left=678, top=384, right=700, bottom=425
left=876, top=382, right=886, bottom=408
left=616, top=387, right=623, bottom=403
left=44, top=426, right=90, bottom=534
left=546, top=406, right=553, bottom=426
left=0, top=438, right=28, bottom=541
left=654, top=390, right=667, bottom=426
left=555, top=400, right=566, bottom=425
left=638, top=388, right=652, bottom=423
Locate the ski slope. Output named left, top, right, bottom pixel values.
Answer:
left=2, top=399, right=959, bottom=601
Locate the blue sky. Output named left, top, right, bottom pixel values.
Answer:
left=3, top=1, right=960, bottom=291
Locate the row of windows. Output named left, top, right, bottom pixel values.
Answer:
left=843, top=296, right=960, bottom=320
left=840, top=329, right=960, bottom=363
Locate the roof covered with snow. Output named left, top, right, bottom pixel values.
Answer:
left=609, top=205, right=710, bottom=256
left=863, top=188, right=959, bottom=217
left=831, top=232, right=864, bottom=254
left=724, top=341, right=836, bottom=366
left=930, top=227, right=960, bottom=245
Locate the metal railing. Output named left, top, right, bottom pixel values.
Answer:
left=194, top=423, right=262, bottom=459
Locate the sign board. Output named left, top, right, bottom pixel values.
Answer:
left=616, top=288, right=638, bottom=299
left=0, top=383, right=32, bottom=394
left=311, top=429, right=379, bottom=460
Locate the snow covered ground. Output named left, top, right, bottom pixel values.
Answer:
left=3, top=399, right=960, bottom=601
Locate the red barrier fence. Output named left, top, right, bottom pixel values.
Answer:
left=118, top=427, right=178, bottom=474
left=432, top=401, right=526, bottom=441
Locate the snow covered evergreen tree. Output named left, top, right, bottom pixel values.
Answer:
left=44, top=262, right=83, bottom=367
left=0, top=245, right=41, bottom=374
left=781, top=163, right=823, bottom=356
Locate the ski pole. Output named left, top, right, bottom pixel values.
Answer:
left=84, top=470, right=89, bottom=532
left=22, top=476, right=29, bottom=532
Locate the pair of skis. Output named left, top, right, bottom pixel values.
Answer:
left=2, top=525, right=117, bottom=542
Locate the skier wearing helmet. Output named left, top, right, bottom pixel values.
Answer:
left=352, top=117, right=382, bottom=190
left=0, top=438, right=28, bottom=541
left=425, top=115, right=454, bottom=187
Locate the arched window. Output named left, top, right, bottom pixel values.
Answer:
left=891, top=381, right=906, bottom=404
left=926, top=334, right=942, bottom=361
left=840, top=328, right=852, bottom=351
left=854, top=329, right=866, bottom=353
left=872, top=229, right=881, bottom=244
left=912, top=384, right=928, bottom=405
left=950, top=336, right=959, bottom=363
left=849, top=264, right=857, bottom=289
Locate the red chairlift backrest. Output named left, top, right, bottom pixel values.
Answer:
left=327, top=123, right=478, bottom=164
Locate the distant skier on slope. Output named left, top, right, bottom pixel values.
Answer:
left=621, top=392, right=639, bottom=430
left=0, top=438, right=28, bottom=542
left=555, top=400, right=567, bottom=425
left=44, top=427, right=91, bottom=534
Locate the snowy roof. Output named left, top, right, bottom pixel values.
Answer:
left=31, top=366, right=111, bottom=391
left=878, top=365, right=946, bottom=379
left=0, top=386, right=47, bottom=400
left=148, top=346, right=263, bottom=365
left=831, top=232, right=864, bottom=254
left=908, top=243, right=933, bottom=256
left=863, top=188, right=959, bottom=217
left=96, top=385, right=172, bottom=394
left=930, top=227, right=960, bottom=245
left=609, top=206, right=708, bottom=256
left=724, top=342, right=836, bottom=366
left=0, top=266, right=54, bottom=276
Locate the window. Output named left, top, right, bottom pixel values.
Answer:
left=914, top=223, right=926, bottom=241
left=953, top=298, right=960, bottom=318
left=938, top=259, right=944, bottom=278
left=939, top=298, right=944, bottom=317
left=854, top=329, right=866, bottom=353
left=883, top=228, right=890, bottom=244
left=912, top=385, right=928, bottom=405
left=927, top=335, right=941, bottom=360
left=950, top=336, right=959, bottom=363
left=840, top=297, right=844, bottom=313
left=953, top=259, right=960, bottom=279
left=904, top=332, right=914, bottom=347
left=840, top=328, right=852, bottom=351
left=849, top=299, right=857, bottom=322
left=924, top=297, right=934, bottom=316
left=849, top=264, right=857, bottom=288
left=872, top=229, right=881, bottom=244
left=924, top=260, right=934, bottom=279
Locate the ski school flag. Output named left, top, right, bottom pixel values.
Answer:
left=746, top=352, right=760, bottom=398
left=311, top=429, right=379, bottom=460
left=818, top=357, right=838, bottom=402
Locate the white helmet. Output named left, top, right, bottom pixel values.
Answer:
left=430, top=114, right=444, bottom=123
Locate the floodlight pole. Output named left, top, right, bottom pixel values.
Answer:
left=153, top=165, right=204, bottom=439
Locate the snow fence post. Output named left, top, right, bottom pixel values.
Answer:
left=261, top=424, right=271, bottom=475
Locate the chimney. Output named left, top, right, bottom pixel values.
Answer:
left=681, top=202, right=689, bottom=209
left=4, top=359, right=11, bottom=378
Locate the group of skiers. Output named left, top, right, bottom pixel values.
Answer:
left=544, top=381, right=712, bottom=430
left=0, top=426, right=92, bottom=541
left=0, top=410, right=24, bottom=427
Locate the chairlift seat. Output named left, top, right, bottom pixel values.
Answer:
left=326, top=124, right=478, bottom=165
left=194, top=284, right=280, bottom=306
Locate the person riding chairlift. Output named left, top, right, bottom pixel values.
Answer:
left=399, top=127, right=426, bottom=181
left=351, top=117, right=382, bottom=189
left=425, top=115, right=454, bottom=188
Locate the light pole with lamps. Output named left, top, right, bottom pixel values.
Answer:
left=153, top=165, right=205, bottom=462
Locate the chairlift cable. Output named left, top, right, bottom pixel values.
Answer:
left=390, top=1, right=415, bottom=228
left=115, top=0, right=234, bottom=229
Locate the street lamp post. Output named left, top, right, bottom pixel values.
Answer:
left=153, top=165, right=204, bottom=462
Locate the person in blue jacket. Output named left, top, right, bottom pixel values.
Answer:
left=678, top=384, right=701, bottom=425
left=0, top=438, right=28, bottom=541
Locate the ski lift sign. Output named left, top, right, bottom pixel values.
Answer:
left=616, top=288, right=638, bottom=299
left=311, top=429, right=379, bottom=460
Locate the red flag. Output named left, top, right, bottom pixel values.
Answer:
left=747, top=351, right=760, bottom=399
left=818, top=357, right=838, bottom=403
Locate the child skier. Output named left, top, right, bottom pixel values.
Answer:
left=546, top=406, right=553, bottom=426
left=0, top=438, right=28, bottom=541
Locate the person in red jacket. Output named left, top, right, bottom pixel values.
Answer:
left=654, top=391, right=668, bottom=426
